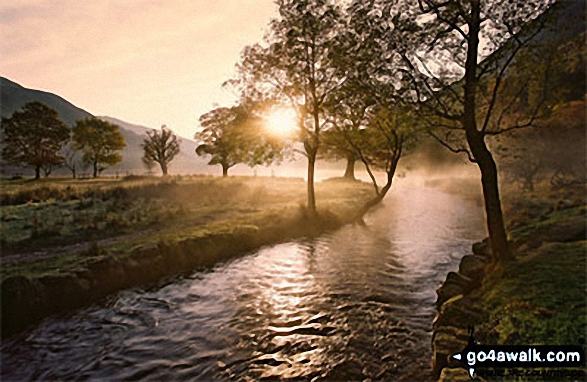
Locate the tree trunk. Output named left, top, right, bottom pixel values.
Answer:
left=343, top=154, right=356, bottom=180
left=161, top=162, right=168, bottom=176
left=307, top=152, right=317, bottom=215
left=222, top=163, right=229, bottom=177
left=468, top=131, right=512, bottom=262
left=34, top=166, right=40, bottom=180
left=463, top=0, right=512, bottom=262
left=93, top=160, right=99, bottom=178
left=356, top=155, right=399, bottom=220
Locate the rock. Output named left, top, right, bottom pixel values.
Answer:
left=458, top=255, right=488, bottom=281
left=439, top=367, right=478, bottom=382
left=434, top=295, right=487, bottom=330
left=436, top=272, right=479, bottom=307
left=432, top=325, right=469, bottom=377
left=472, top=239, right=491, bottom=259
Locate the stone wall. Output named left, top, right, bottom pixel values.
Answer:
left=432, top=239, right=492, bottom=381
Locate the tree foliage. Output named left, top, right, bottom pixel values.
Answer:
left=141, top=125, right=181, bottom=176
left=1, top=102, right=70, bottom=179
left=195, top=105, right=282, bottom=177
left=349, top=0, right=559, bottom=262
left=72, top=118, right=125, bottom=178
left=495, top=99, right=586, bottom=191
left=231, top=0, right=344, bottom=213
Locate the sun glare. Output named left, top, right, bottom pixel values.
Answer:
left=265, top=108, right=298, bottom=138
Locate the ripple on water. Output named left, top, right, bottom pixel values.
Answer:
left=1, top=187, right=485, bottom=381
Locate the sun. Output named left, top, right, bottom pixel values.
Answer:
left=265, top=108, right=298, bottom=138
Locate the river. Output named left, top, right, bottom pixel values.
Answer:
left=1, top=185, right=485, bottom=381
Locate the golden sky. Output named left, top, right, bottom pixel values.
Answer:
left=1, top=0, right=277, bottom=138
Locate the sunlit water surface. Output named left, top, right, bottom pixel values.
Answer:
left=1, top=186, right=485, bottom=381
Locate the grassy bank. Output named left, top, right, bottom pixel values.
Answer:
left=1, top=175, right=373, bottom=336
left=1, top=175, right=372, bottom=282
left=433, top=182, right=586, bottom=381
left=476, top=183, right=586, bottom=347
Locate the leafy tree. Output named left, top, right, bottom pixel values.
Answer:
left=318, top=130, right=359, bottom=180
left=72, top=118, right=125, bottom=178
left=342, top=105, right=422, bottom=215
left=195, top=105, right=282, bottom=177
left=1, top=102, right=69, bottom=179
left=231, top=0, right=343, bottom=214
left=322, top=4, right=420, bottom=208
left=141, top=125, right=181, bottom=176
left=354, top=0, right=558, bottom=262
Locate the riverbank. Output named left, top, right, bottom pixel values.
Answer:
left=432, top=183, right=586, bottom=380
left=1, top=176, right=372, bottom=336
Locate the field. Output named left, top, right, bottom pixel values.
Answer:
left=0, top=175, right=373, bottom=281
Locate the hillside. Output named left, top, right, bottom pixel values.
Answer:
left=0, top=77, right=208, bottom=176
left=0, top=78, right=91, bottom=126
left=98, top=116, right=208, bottom=175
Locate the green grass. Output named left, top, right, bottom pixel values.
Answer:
left=478, top=241, right=586, bottom=345
left=0, top=175, right=373, bottom=281
left=476, top=184, right=586, bottom=347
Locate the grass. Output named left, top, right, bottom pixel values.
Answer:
left=0, top=175, right=373, bottom=281
left=478, top=241, right=586, bottom=345
left=475, top=183, right=586, bottom=347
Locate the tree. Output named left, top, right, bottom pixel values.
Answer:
left=355, top=0, right=556, bottom=262
left=1, top=102, right=69, bottom=179
left=195, top=105, right=282, bottom=177
left=319, top=129, right=359, bottom=180
left=232, top=0, right=343, bottom=214
left=411, top=0, right=557, bottom=262
left=496, top=99, right=587, bottom=191
left=62, top=141, right=83, bottom=179
left=72, top=118, right=125, bottom=178
left=141, top=125, right=181, bottom=176
left=341, top=105, right=422, bottom=216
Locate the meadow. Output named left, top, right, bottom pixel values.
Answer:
left=0, top=175, right=372, bottom=281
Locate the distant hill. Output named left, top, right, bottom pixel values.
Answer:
left=1, top=77, right=92, bottom=126
left=98, top=116, right=208, bottom=175
left=0, top=77, right=208, bottom=176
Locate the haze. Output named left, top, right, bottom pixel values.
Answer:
left=0, top=0, right=277, bottom=138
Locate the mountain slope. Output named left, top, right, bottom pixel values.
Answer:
left=1, top=77, right=92, bottom=126
left=99, top=116, right=207, bottom=174
left=0, top=77, right=207, bottom=176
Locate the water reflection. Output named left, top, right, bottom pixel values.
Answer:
left=1, top=186, right=485, bottom=381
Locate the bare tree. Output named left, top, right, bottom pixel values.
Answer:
left=141, top=125, right=180, bottom=176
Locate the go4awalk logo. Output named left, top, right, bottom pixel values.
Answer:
left=450, top=327, right=584, bottom=378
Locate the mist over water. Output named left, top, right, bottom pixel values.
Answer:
left=1, top=185, right=485, bottom=381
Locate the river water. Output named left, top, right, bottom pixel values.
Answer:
left=1, top=185, right=485, bottom=381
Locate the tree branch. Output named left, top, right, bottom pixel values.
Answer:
left=428, top=130, right=477, bottom=163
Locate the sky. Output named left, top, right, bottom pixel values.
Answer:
left=1, top=0, right=278, bottom=138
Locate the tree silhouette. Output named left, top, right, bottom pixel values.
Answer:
left=141, top=125, right=180, bottom=176
left=232, top=0, right=343, bottom=214
left=72, top=118, right=125, bottom=178
left=195, top=105, right=282, bottom=177
left=354, top=0, right=557, bottom=262
left=1, top=102, right=69, bottom=179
